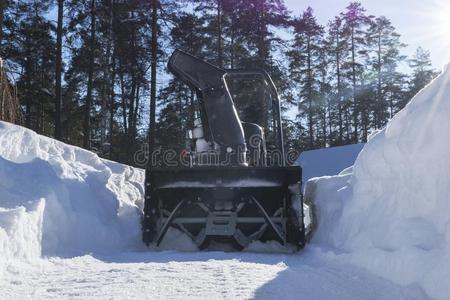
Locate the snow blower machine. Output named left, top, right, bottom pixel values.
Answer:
left=142, top=49, right=306, bottom=250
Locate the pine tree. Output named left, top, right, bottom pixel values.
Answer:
left=54, top=0, right=64, bottom=140
left=11, top=1, right=55, bottom=134
left=366, top=16, right=405, bottom=128
left=341, top=2, right=371, bottom=143
left=190, top=0, right=225, bottom=66
left=148, top=0, right=158, bottom=164
left=155, top=11, right=206, bottom=153
left=0, top=0, right=436, bottom=164
left=287, top=7, right=324, bottom=149
left=83, top=0, right=96, bottom=149
left=326, top=16, right=348, bottom=144
left=407, top=47, right=437, bottom=99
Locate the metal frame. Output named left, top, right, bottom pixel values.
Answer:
left=154, top=193, right=291, bottom=249
left=143, top=165, right=305, bottom=250
left=226, top=69, right=285, bottom=166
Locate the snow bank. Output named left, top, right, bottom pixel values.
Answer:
left=0, top=121, right=145, bottom=264
left=307, top=64, right=450, bottom=299
left=0, top=200, right=45, bottom=272
left=297, top=143, right=364, bottom=183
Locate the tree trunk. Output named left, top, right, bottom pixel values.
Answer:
left=351, top=26, right=358, bottom=143
left=83, top=0, right=96, bottom=149
left=377, top=29, right=382, bottom=128
left=230, top=34, right=234, bottom=68
left=361, top=79, right=368, bottom=142
left=25, top=96, right=31, bottom=128
left=336, top=32, right=343, bottom=143
left=257, top=0, right=267, bottom=65
left=148, top=0, right=158, bottom=166
left=322, top=110, right=327, bottom=147
left=24, top=62, right=31, bottom=128
left=307, top=35, right=313, bottom=148
left=118, top=68, right=127, bottom=135
left=328, top=98, right=332, bottom=144
left=321, top=70, right=328, bottom=147
left=133, top=84, right=140, bottom=131
left=217, top=0, right=223, bottom=67
left=54, top=0, right=63, bottom=140
left=128, top=75, right=136, bottom=140
left=108, top=0, right=115, bottom=155
left=230, top=13, right=235, bottom=69
left=109, top=56, right=115, bottom=153
left=100, top=1, right=114, bottom=148
left=0, top=0, right=5, bottom=51
left=345, top=105, right=350, bottom=142
left=37, top=101, right=42, bottom=134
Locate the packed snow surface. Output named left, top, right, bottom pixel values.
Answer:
left=306, top=64, right=450, bottom=299
left=1, top=248, right=426, bottom=300
left=297, top=143, right=364, bottom=182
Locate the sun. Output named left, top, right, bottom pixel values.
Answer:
left=434, top=1, right=450, bottom=36
left=409, top=0, right=450, bottom=67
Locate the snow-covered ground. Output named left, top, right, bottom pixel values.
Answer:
left=306, top=64, right=450, bottom=300
left=0, top=121, right=145, bottom=260
left=2, top=247, right=426, bottom=300
left=2, top=64, right=450, bottom=299
left=297, top=143, right=364, bottom=182
left=0, top=121, right=426, bottom=299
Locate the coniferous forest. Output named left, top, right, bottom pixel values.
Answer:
left=0, top=0, right=439, bottom=166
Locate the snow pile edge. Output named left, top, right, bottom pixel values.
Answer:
left=307, top=64, right=450, bottom=300
left=0, top=121, right=145, bottom=262
left=0, top=200, right=45, bottom=265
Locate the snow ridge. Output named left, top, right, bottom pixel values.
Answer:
left=0, top=121, right=145, bottom=264
left=308, top=64, right=450, bottom=300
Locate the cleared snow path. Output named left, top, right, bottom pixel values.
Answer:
left=0, top=121, right=429, bottom=299
left=2, top=247, right=426, bottom=300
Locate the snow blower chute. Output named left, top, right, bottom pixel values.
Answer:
left=142, top=49, right=306, bottom=250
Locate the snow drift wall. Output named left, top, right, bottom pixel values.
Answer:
left=297, top=143, right=364, bottom=182
left=307, top=64, right=450, bottom=299
left=0, top=199, right=45, bottom=270
left=0, top=121, right=145, bottom=264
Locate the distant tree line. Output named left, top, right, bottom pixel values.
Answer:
left=0, top=0, right=438, bottom=165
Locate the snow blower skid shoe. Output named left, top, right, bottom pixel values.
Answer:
left=142, top=166, right=306, bottom=250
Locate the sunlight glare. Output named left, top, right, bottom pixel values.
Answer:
left=435, top=1, right=450, bottom=36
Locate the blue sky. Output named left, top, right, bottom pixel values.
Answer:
left=284, top=0, right=450, bottom=71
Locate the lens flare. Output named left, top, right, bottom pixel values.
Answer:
left=433, top=2, right=450, bottom=35
left=407, top=0, right=450, bottom=67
